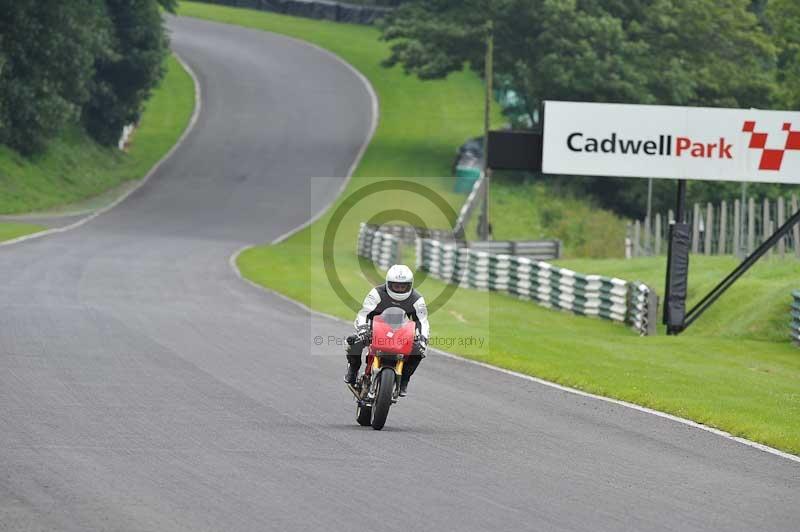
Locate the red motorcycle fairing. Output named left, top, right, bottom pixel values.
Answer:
left=364, top=313, right=415, bottom=376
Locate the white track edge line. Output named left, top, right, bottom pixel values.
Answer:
left=430, top=350, right=800, bottom=463
left=0, top=52, right=202, bottom=248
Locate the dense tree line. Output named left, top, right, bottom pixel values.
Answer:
left=0, top=0, right=176, bottom=156
left=381, top=0, right=800, bottom=216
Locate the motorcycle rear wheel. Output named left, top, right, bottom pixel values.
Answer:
left=371, top=369, right=395, bottom=430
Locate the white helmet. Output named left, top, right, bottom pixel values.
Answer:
left=386, top=264, right=414, bottom=301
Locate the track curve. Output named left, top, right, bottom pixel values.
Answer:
left=0, top=16, right=797, bottom=532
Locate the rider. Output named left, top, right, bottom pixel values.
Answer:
left=344, top=264, right=429, bottom=397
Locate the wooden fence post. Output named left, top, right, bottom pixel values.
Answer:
left=719, top=200, right=727, bottom=255
left=764, top=198, right=771, bottom=258
left=793, top=194, right=800, bottom=259
left=644, top=216, right=651, bottom=255
left=733, top=199, right=741, bottom=256
left=748, top=197, right=755, bottom=255
left=633, top=220, right=641, bottom=257
left=654, top=214, right=662, bottom=255
left=778, top=196, right=786, bottom=258
left=625, top=223, right=632, bottom=259
left=668, top=209, right=675, bottom=224
left=704, top=203, right=713, bottom=255
left=692, top=203, right=701, bottom=254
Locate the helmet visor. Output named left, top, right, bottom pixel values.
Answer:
left=388, top=281, right=412, bottom=294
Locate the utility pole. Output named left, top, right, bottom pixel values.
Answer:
left=478, top=20, right=493, bottom=241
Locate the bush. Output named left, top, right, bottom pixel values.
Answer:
left=84, top=0, right=171, bottom=145
left=0, top=1, right=174, bottom=155
left=0, top=1, right=111, bottom=155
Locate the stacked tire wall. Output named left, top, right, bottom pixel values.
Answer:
left=355, top=224, right=658, bottom=336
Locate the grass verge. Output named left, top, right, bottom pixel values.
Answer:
left=0, top=222, right=48, bottom=242
left=181, top=2, right=800, bottom=454
left=0, top=54, right=194, bottom=215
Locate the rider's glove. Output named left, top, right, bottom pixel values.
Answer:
left=416, top=336, right=428, bottom=356
left=347, top=325, right=370, bottom=345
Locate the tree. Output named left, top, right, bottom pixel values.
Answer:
left=0, top=0, right=111, bottom=154
left=636, top=0, right=776, bottom=109
left=383, top=0, right=651, bottom=115
left=383, top=0, right=776, bottom=117
left=83, top=0, right=173, bottom=145
left=0, top=0, right=175, bottom=154
left=766, top=0, right=800, bottom=109
left=382, top=0, right=782, bottom=217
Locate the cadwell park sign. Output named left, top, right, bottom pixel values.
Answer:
left=486, top=100, right=800, bottom=334
left=542, top=100, right=800, bottom=185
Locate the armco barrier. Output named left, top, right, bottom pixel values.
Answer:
left=416, top=238, right=658, bottom=335
left=360, top=224, right=455, bottom=245
left=467, top=240, right=561, bottom=261
left=360, top=223, right=560, bottom=260
left=192, top=0, right=393, bottom=25
left=792, top=291, right=800, bottom=345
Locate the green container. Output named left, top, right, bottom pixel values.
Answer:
left=454, top=165, right=482, bottom=193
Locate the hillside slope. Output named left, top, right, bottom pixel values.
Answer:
left=0, top=55, right=194, bottom=215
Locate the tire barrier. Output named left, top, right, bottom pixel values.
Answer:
left=792, top=291, right=800, bottom=345
left=192, top=0, right=393, bottom=25
left=416, top=238, right=658, bottom=336
left=356, top=224, right=657, bottom=335
left=356, top=223, right=401, bottom=269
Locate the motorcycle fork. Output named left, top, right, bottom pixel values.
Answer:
left=365, top=357, right=405, bottom=401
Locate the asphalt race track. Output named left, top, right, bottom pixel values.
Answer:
left=0, top=16, right=797, bottom=532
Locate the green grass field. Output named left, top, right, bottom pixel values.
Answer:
left=0, top=54, right=194, bottom=215
left=180, top=2, right=800, bottom=454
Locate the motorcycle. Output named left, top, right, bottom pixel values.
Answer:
left=346, top=307, right=415, bottom=430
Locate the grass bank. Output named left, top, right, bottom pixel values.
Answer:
left=485, top=178, right=628, bottom=258
left=0, top=54, right=194, bottom=216
left=0, top=222, right=49, bottom=242
left=182, top=2, right=800, bottom=454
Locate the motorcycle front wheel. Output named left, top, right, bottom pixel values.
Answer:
left=371, top=369, right=395, bottom=430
